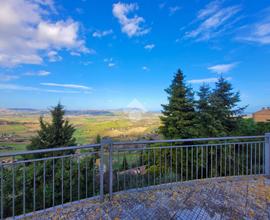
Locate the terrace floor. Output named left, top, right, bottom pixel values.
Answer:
left=24, top=175, right=270, bottom=220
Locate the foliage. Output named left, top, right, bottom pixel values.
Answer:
left=160, top=70, right=249, bottom=138
left=196, top=84, right=220, bottom=137
left=26, top=103, right=76, bottom=157
left=2, top=155, right=97, bottom=218
left=208, top=77, right=246, bottom=136
left=235, top=118, right=270, bottom=136
left=159, top=69, right=198, bottom=139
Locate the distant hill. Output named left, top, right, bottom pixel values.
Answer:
left=0, top=108, right=160, bottom=117
left=0, top=108, right=47, bottom=116
left=0, top=108, right=114, bottom=116
left=66, top=110, right=114, bottom=116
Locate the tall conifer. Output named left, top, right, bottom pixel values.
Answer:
left=27, top=103, right=76, bottom=155
left=159, top=69, right=198, bottom=138
left=209, top=77, right=246, bottom=135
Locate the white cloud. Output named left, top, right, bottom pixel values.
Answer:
left=0, top=83, right=79, bottom=93
left=208, top=63, right=237, bottom=74
left=197, top=0, right=220, bottom=19
left=36, top=21, right=84, bottom=49
left=144, top=44, right=155, bottom=50
left=93, top=29, right=113, bottom=38
left=24, top=70, right=51, bottom=76
left=188, top=78, right=218, bottom=84
left=0, top=0, right=90, bottom=67
left=255, top=23, right=270, bottom=37
left=40, top=82, right=92, bottom=90
left=108, top=63, right=116, bottom=68
left=237, top=14, right=270, bottom=45
left=169, top=6, right=181, bottom=15
left=0, top=83, right=39, bottom=91
left=185, top=1, right=241, bottom=41
left=0, top=70, right=50, bottom=82
left=0, top=74, right=19, bottom=81
left=47, top=51, right=62, bottom=62
left=70, top=51, right=81, bottom=56
left=112, top=2, right=150, bottom=37
left=45, top=89, right=80, bottom=94
left=188, top=77, right=232, bottom=84
left=142, top=66, right=149, bottom=71
left=37, top=70, right=51, bottom=76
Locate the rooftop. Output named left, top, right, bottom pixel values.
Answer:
left=25, top=175, right=270, bottom=220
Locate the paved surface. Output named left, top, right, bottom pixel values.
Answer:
left=25, top=176, right=270, bottom=220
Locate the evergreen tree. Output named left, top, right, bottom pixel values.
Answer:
left=209, top=77, right=246, bottom=135
left=27, top=103, right=76, bottom=155
left=197, top=84, right=220, bottom=137
left=159, top=69, right=198, bottom=138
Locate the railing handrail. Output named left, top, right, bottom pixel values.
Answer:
left=0, top=143, right=101, bottom=158
left=1, top=151, right=98, bottom=166
left=115, top=140, right=265, bottom=152
left=112, top=135, right=265, bottom=146
left=0, top=135, right=265, bottom=158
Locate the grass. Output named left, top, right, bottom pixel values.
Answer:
left=0, top=142, right=27, bottom=152
left=0, top=112, right=161, bottom=153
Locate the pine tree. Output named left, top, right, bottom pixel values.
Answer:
left=159, top=69, right=198, bottom=139
left=209, top=77, right=246, bottom=135
left=197, top=84, right=220, bottom=137
left=27, top=103, right=76, bottom=155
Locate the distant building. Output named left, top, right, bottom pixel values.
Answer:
left=252, top=107, right=270, bottom=122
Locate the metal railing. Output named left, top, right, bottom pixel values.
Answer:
left=0, top=144, right=102, bottom=219
left=1, top=134, right=270, bottom=218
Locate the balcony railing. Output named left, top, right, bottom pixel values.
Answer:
left=0, top=134, right=269, bottom=219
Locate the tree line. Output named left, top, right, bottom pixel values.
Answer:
left=160, top=69, right=270, bottom=139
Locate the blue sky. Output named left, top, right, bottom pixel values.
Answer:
left=0, top=0, right=270, bottom=112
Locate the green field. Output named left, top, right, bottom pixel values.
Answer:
left=0, top=111, right=161, bottom=153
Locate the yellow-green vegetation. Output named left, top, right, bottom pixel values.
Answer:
left=0, top=112, right=161, bottom=152
left=71, top=113, right=160, bottom=144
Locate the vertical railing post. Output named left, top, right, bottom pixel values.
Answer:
left=1, top=161, right=3, bottom=220
left=109, top=140, right=113, bottom=200
left=100, top=140, right=105, bottom=202
left=265, top=133, right=270, bottom=175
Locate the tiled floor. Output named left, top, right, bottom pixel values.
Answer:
left=25, top=176, right=270, bottom=220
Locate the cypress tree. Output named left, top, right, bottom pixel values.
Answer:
left=159, top=69, right=198, bottom=139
